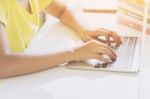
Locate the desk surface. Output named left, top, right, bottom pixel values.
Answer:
left=0, top=14, right=150, bottom=99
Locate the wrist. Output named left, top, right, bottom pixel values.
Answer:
left=66, top=49, right=76, bottom=62
left=67, top=47, right=82, bottom=62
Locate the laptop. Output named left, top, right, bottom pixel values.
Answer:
left=66, top=2, right=148, bottom=73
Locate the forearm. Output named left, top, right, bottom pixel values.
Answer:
left=0, top=51, right=73, bottom=78
left=0, top=21, right=74, bottom=79
left=45, top=0, right=85, bottom=34
left=59, top=6, right=86, bottom=34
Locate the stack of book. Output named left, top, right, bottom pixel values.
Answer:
left=117, top=0, right=150, bottom=34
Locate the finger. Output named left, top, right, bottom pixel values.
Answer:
left=95, top=47, right=117, bottom=61
left=95, top=54, right=112, bottom=63
left=82, top=35, right=93, bottom=42
left=88, top=30, right=102, bottom=38
left=88, top=29, right=109, bottom=38
left=94, top=41, right=117, bottom=58
left=109, top=31, right=122, bottom=47
left=87, top=38, right=117, bottom=58
left=106, top=36, right=111, bottom=46
left=88, top=29, right=115, bottom=46
left=97, top=29, right=112, bottom=45
left=99, top=28, right=122, bottom=47
left=94, top=38, right=115, bottom=43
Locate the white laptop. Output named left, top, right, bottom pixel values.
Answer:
left=66, top=2, right=148, bottom=73
left=66, top=36, right=141, bottom=73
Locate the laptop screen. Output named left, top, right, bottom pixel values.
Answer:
left=140, top=0, right=149, bottom=66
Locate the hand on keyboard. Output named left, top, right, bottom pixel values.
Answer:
left=78, top=28, right=122, bottom=47
left=72, top=40, right=117, bottom=63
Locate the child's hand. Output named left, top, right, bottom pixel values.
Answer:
left=78, top=28, right=122, bottom=47
left=72, top=40, right=117, bottom=63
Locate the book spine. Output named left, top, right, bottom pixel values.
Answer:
left=117, top=15, right=150, bottom=34
left=118, top=8, right=150, bottom=23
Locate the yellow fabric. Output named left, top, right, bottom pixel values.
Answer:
left=0, top=0, right=52, bottom=52
left=125, top=0, right=144, bottom=5
left=39, top=0, right=53, bottom=10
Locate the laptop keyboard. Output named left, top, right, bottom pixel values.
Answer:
left=94, top=36, right=138, bottom=69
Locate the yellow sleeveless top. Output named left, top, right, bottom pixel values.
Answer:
left=0, top=0, right=52, bottom=52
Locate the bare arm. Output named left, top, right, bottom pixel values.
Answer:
left=0, top=22, right=116, bottom=78
left=45, top=0, right=85, bottom=35
left=0, top=22, right=74, bottom=78
left=45, top=0, right=122, bottom=46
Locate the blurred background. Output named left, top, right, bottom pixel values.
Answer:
left=63, top=0, right=149, bottom=34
